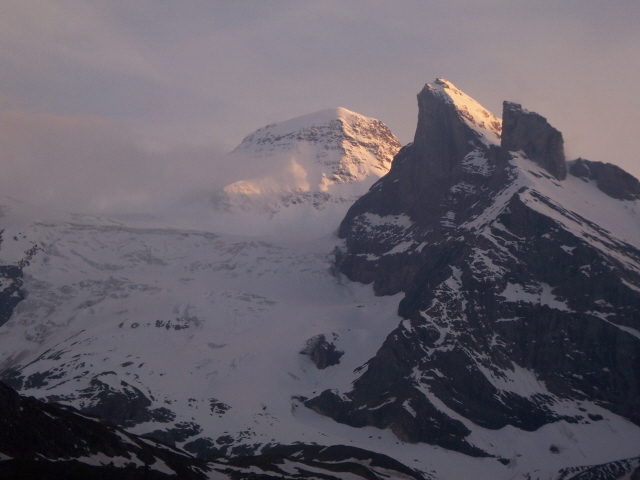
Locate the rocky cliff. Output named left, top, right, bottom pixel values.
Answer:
left=307, top=79, right=640, bottom=456
left=501, top=101, right=566, bottom=180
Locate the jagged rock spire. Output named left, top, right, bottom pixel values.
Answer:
left=501, top=101, right=567, bottom=180
left=338, top=79, right=502, bottom=232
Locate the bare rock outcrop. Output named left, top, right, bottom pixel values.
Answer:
left=501, top=101, right=567, bottom=180
left=570, top=157, right=640, bottom=200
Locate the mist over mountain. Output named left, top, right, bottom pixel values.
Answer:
left=0, top=79, right=639, bottom=480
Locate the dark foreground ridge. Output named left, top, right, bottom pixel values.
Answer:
left=2, top=379, right=639, bottom=479
left=0, top=381, right=210, bottom=479
left=0, top=381, right=433, bottom=479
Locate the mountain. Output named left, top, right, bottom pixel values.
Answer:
left=1, top=80, right=640, bottom=480
left=207, top=107, right=400, bottom=235
left=228, top=107, right=399, bottom=193
left=308, top=78, right=640, bottom=462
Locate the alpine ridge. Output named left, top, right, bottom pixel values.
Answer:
left=1, top=79, right=640, bottom=480
left=309, top=78, right=640, bottom=462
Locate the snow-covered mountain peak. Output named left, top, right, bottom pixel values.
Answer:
left=234, top=107, right=370, bottom=144
left=426, top=78, right=502, bottom=146
left=210, top=107, right=401, bottom=233
left=230, top=106, right=400, bottom=187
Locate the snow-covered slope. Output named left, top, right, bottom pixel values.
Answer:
left=0, top=196, right=397, bottom=446
left=4, top=191, right=639, bottom=480
left=0, top=197, right=491, bottom=479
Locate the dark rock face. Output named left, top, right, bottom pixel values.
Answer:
left=0, top=265, right=24, bottom=328
left=308, top=79, right=640, bottom=455
left=300, top=334, right=344, bottom=369
left=340, top=79, right=501, bottom=233
left=0, top=233, right=28, bottom=395
left=77, top=373, right=176, bottom=428
left=411, top=81, right=486, bottom=186
left=570, top=157, right=640, bottom=200
left=311, top=338, right=343, bottom=369
left=501, top=101, right=566, bottom=180
left=337, top=79, right=505, bottom=298
left=0, top=381, right=209, bottom=479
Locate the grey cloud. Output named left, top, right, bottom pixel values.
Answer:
left=0, top=108, right=251, bottom=214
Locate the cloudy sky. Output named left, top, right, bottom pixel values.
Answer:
left=1, top=1, right=639, bottom=213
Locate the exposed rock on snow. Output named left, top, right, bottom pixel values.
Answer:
left=0, top=265, right=23, bottom=328
left=300, top=334, right=344, bottom=369
left=502, top=100, right=567, bottom=180
left=570, top=157, right=640, bottom=200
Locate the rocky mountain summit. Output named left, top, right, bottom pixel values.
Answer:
left=307, top=79, right=640, bottom=459
left=501, top=100, right=566, bottom=180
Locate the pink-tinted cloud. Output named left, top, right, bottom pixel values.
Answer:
left=0, top=107, right=242, bottom=214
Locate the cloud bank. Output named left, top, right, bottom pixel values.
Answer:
left=0, top=107, right=255, bottom=215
